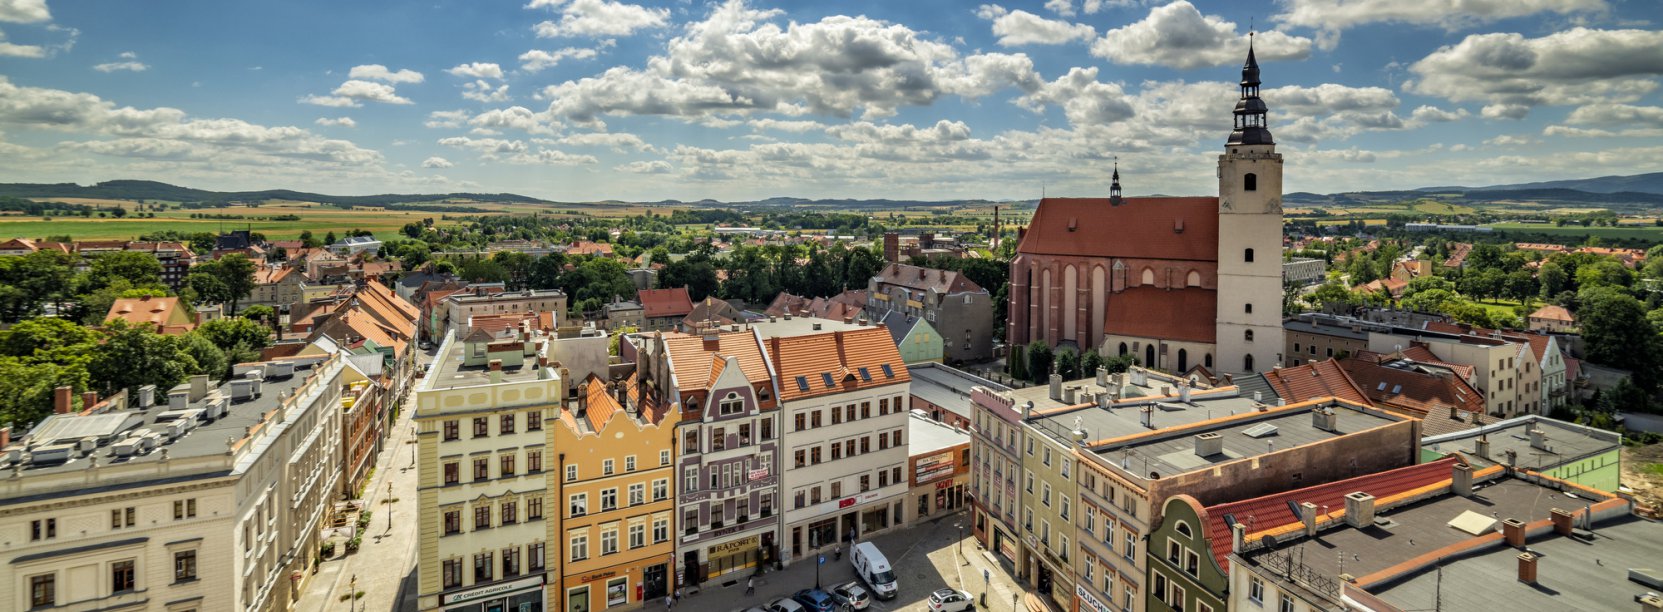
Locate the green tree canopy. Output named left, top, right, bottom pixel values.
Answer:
left=83, top=250, right=164, bottom=293
left=88, top=320, right=191, bottom=396
left=197, top=317, right=273, bottom=353
left=1578, top=286, right=1661, bottom=390
left=192, top=254, right=256, bottom=313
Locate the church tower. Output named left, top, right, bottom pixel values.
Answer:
left=1215, top=38, right=1285, bottom=374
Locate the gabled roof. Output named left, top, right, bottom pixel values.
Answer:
left=1529, top=304, right=1575, bottom=322
left=1104, top=286, right=1217, bottom=344
left=880, top=310, right=926, bottom=344
left=1261, top=359, right=1371, bottom=405
left=1016, top=197, right=1220, bottom=262
left=1339, top=357, right=1485, bottom=434
left=1203, top=456, right=1463, bottom=573
left=638, top=287, right=694, bottom=318
left=873, top=263, right=984, bottom=295
left=767, top=326, right=909, bottom=402
left=663, top=330, right=772, bottom=391
left=580, top=374, right=621, bottom=433
left=105, top=296, right=192, bottom=333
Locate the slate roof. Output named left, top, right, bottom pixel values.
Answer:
left=1016, top=196, right=1220, bottom=262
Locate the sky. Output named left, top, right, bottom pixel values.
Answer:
left=0, top=0, right=1660, bottom=202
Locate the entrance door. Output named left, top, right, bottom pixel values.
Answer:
left=841, top=512, right=858, bottom=544
left=644, top=564, right=667, bottom=599
left=567, top=586, right=590, bottom=612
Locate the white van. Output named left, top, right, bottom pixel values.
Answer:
left=850, top=542, right=898, bottom=600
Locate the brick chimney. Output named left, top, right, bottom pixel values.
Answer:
left=1452, top=462, right=1474, bottom=497
left=54, top=386, right=74, bottom=414
left=488, top=359, right=503, bottom=385
left=1300, top=502, right=1318, bottom=537
left=81, top=391, right=98, bottom=412
left=1502, top=518, right=1527, bottom=548
left=1516, top=552, right=1538, bottom=584
left=1550, top=508, right=1574, bottom=536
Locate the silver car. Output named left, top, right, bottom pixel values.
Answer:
left=829, top=581, right=871, bottom=610
left=767, top=598, right=808, bottom=612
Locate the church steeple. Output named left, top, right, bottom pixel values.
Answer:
left=1228, top=33, right=1273, bottom=146
left=1109, top=161, right=1123, bottom=205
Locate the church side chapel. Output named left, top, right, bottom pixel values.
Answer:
left=1008, top=42, right=1285, bottom=375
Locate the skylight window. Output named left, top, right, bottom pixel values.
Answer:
left=858, top=367, right=872, bottom=381
left=1376, top=382, right=1388, bottom=391
left=880, top=364, right=895, bottom=378
left=821, top=373, right=835, bottom=388
left=1390, top=385, right=1402, bottom=394
left=795, top=376, right=809, bottom=391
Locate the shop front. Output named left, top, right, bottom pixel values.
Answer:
left=707, top=535, right=760, bottom=578
left=564, top=558, right=671, bottom=612
left=440, top=575, right=547, bottom=612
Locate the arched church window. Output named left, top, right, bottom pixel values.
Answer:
left=1245, top=329, right=1254, bottom=342
left=1145, top=345, right=1155, bottom=368
left=1244, top=248, right=1255, bottom=263
left=1140, top=267, right=1155, bottom=286
left=1244, top=173, right=1258, bottom=191
left=1244, top=354, right=1255, bottom=372
left=1178, top=349, right=1188, bottom=373
left=1204, top=353, right=1213, bottom=369
left=1119, top=342, right=1128, bottom=356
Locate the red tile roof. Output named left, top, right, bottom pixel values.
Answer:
left=767, top=327, right=909, bottom=402
left=1104, top=286, right=1217, bottom=344
left=1204, top=456, right=1463, bottom=573
left=1016, top=197, right=1220, bottom=262
left=638, top=287, right=694, bottom=318
left=664, top=330, right=771, bottom=391
left=105, top=296, right=193, bottom=334
left=1528, top=304, right=1574, bottom=323
left=1262, top=359, right=1371, bottom=405
left=1339, top=357, right=1485, bottom=430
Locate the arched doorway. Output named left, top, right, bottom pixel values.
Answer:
left=1244, top=354, right=1255, bottom=372
left=1145, top=344, right=1155, bottom=368
left=1118, top=342, right=1128, bottom=356
left=1177, top=349, right=1188, bottom=373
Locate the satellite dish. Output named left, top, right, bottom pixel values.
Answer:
left=1261, top=534, right=1279, bottom=549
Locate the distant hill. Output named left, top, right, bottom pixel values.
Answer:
left=1416, top=172, right=1663, bottom=196
left=0, top=180, right=553, bottom=207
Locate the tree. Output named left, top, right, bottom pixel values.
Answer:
left=187, top=272, right=232, bottom=306
left=197, top=317, right=273, bottom=353
left=324, top=231, right=338, bottom=245
left=1578, top=286, right=1662, bottom=390
left=398, top=242, right=431, bottom=271
left=1538, top=261, right=1569, bottom=298
left=1008, top=343, right=1028, bottom=382
left=241, top=305, right=276, bottom=327
left=1025, top=341, right=1053, bottom=384
left=192, top=254, right=257, bottom=313
left=83, top=250, right=164, bottom=293
left=180, top=332, right=229, bottom=380
left=0, top=250, right=76, bottom=321
left=660, top=253, right=720, bottom=301
left=299, top=230, right=321, bottom=249
left=1081, top=350, right=1105, bottom=378
left=87, top=321, right=191, bottom=396
left=1304, top=281, right=1357, bottom=311
left=0, top=357, right=89, bottom=430
left=1055, top=348, right=1080, bottom=381
left=0, top=317, right=100, bottom=359
left=1575, top=260, right=1633, bottom=290
left=841, top=247, right=885, bottom=291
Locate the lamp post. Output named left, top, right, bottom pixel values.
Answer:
left=349, top=574, right=358, bottom=612
left=386, top=481, right=393, bottom=534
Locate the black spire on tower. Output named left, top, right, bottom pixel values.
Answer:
left=1228, top=32, right=1274, bottom=146
left=1109, top=161, right=1123, bottom=205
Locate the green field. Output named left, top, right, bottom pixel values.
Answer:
left=1472, top=299, right=1524, bottom=320
left=0, top=199, right=564, bottom=240
left=1487, top=222, right=1663, bottom=241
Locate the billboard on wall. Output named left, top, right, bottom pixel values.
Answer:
left=914, top=451, right=956, bottom=484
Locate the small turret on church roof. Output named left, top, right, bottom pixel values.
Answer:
left=1110, top=162, right=1123, bottom=205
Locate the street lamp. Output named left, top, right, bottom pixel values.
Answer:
left=350, top=574, right=358, bottom=612
left=386, top=481, right=394, bottom=534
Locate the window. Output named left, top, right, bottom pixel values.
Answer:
left=474, top=551, right=494, bottom=583
left=653, top=478, right=668, bottom=501
left=444, top=510, right=462, bottom=535
left=684, top=430, right=699, bottom=453
left=566, top=464, right=578, bottom=482
left=1171, top=584, right=1187, bottom=612
left=112, top=507, right=136, bottom=529
left=526, top=411, right=542, bottom=431
left=625, top=455, right=637, bottom=472
left=1167, top=540, right=1182, bottom=564
left=1042, top=483, right=1051, bottom=506
left=500, top=413, right=515, bottom=435
left=685, top=466, right=700, bottom=492
left=1061, top=499, right=1071, bottom=520
left=570, top=532, right=589, bottom=561
left=831, top=442, right=843, bottom=460
left=1245, top=329, right=1254, bottom=342
left=653, top=516, right=669, bottom=542
left=474, top=457, right=489, bottom=481
left=811, top=411, right=822, bottom=428
left=443, top=420, right=459, bottom=441
left=601, top=488, right=618, bottom=511
left=111, top=560, right=135, bottom=593
left=529, top=497, right=544, bottom=520
left=475, top=505, right=492, bottom=530
left=570, top=493, right=588, bottom=517
left=1245, top=303, right=1253, bottom=314
left=861, top=402, right=872, bottom=419
left=1083, top=555, right=1095, bottom=584
left=174, top=550, right=198, bottom=582
left=795, top=449, right=806, bottom=468
left=761, top=418, right=774, bottom=440
left=473, top=417, right=488, bottom=438
left=528, top=450, right=543, bottom=473
left=601, top=527, right=618, bottom=555
left=1043, top=448, right=1051, bottom=466
left=660, top=449, right=672, bottom=466
left=860, top=437, right=870, bottom=454
left=1248, top=577, right=1265, bottom=604
left=1244, top=172, right=1258, bottom=191
left=442, top=559, right=462, bottom=589
left=719, top=395, right=744, bottom=416
left=502, top=501, right=518, bottom=525
left=1185, top=550, right=1200, bottom=576
left=173, top=498, right=198, bottom=521
left=1278, top=592, right=1294, bottom=612
left=892, top=430, right=902, bottom=447
left=629, top=483, right=645, bottom=506
left=832, top=406, right=843, bottom=424
left=1123, top=531, right=1135, bottom=560
left=502, top=547, right=521, bottom=578
left=1244, top=248, right=1255, bottom=263
left=795, top=413, right=806, bottom=431
left=879, top=470, right=889, bottom=487
left=500, top=454, right=516, bottom=477
left=603, top=459, right=615, bottom=475
left=859, top=474, right=871, bottom=492
left=831, top=481, right=843, bottom=498
left=31, top=518, right=55, bottom=541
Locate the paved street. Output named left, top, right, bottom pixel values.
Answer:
left=681, top=511, right=1030, bottom=612
left=296, top=390, right=421, bottom=612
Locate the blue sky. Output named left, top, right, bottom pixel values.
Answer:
left=0, top=0, right=1659, bottom=201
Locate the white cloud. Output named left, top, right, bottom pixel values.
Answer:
left=94, top=51, right=147, bottom=73
left=748, top=118, right=825, bottom=133
left=422, top=156, right=454, bottom=168
left=300, top=94, right=359, bottom=108
left=1484, top=134, right=1537, bottom=146
left=315, top=117, right=357, bottom=128
left=439, top=136, right=527, bottom=157
left=1275, top=0, right=1605, bottom=32
left=538, top=0, right=1043, bottom=125
left=1043, top=0, right=1074, bottom=17
left=1546, top=102, right=1663, bottom=137
left=1407, top=105, right=1469, bottom=124
left=348, top=64, right=425, bottom=84
left=1015, top=67, right=1135, bottom=126
left=975, top=5, right=1095, bottom=46
left=462, top=80, right=511, bottom=103
left=506, top=148, right=598, bottom=166
left=529, top=0, right=669, bottom=38
left=425, top=109, right=470, bottom=129
left=519, top=47, right=600, bottom=72
left=0, top=27, right=43, bottom=57
left=0, top=0, right=50, bottom=23
left=826, top=120, right=972, bottom=144
left=468, top=106, right=557, bottom=134
left=330, top=79, right=414, bottom=105
left=547, top=131, right=656, bottom=152
left=617, top=160, right=672, bottom=174
left=1406, top=28, right=1663, bottom=114
left=447, top=62, right=504, bottom=80
left=1092, top=1, right=1312, bottom=69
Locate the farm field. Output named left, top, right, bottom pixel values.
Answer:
left=0, top=200, right=491, bottom=240
left=1486, top=222, right=1663, bottom=241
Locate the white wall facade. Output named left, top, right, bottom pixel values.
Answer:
left=1215, top=142, right=1286, bottom=376
left=779, top=382, right=911, bottom=561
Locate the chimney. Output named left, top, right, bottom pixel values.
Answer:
left=0, top=426, right=9, bottom=450
left=1312, top=407, right=1337, bottom=432
left=1096, top=367, right=1108, bottom=385
left=489, top=359, right=503, bottom=385
left=1194, top=432, right=1223, bottom=457
left=1475, top=435, right=1491, bottom=460
left=1452, top=463, right=1475, bottom=497
left=1550, top=508, right=1574, bottom=536
left=1097, top=392, right=1111, bottom=410
left=1140, top=406, right=1153, bottom=429
left=1179, top=381, right=1192, bottom=403
left=1344, top=492, right=1376, bottom=528
left=138, top=385, right=156, bottom=408
left=81, top=391, right=98, bottom=411
left=1528, top=427, right=1547, bottom=451
left=1502, top=518, right=1527, bottom=548
left=1516, top=552, right=1538, bottom=585
left=1230, top=523, right=1247, bottom=554
left=189, top=374, right=209, bottom=402
left=54, top=386, right=73, bottom=414
left=1063, top=386, right=1077, bottom=404
left=1300, top=502, right=1319, bottom=537
left=702, top=334, right=720, bottom=351
left=1223, top=373, right=1233, bottom=385
left=1049, top=374, right=1063, bottom=401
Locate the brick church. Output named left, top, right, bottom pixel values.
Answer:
left=1007, top=43, right=1285, bottom=375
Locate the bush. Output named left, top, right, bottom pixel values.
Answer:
left=320, top=541, right=337, bottom=557
left=357, top=511, right=372, bottom=529
left=346, top=536, right=362, bottom=553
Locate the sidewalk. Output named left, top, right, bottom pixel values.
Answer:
left=296, top=402, right=421, bottom=612
left=681, top=511, right=1030, bottom=612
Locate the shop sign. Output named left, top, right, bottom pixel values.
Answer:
left=1076, top=585, right=1111, bottom=612
left=606, top=577, right=628, bottom=607
left=709, top=535, right=759, bottom=556
left=579, top=570, right=617, bottom=584
left=934, top=479, right=957, bottom=490
left=441, top=575, right=544, bottom=605
left=914, top=451, right=956, bottom=484
left=748, top=468, right=769, bottom=481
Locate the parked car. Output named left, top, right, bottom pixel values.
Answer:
left=793, top=588, right=837, bottom=612
left=927, top=588, right=974, bottom=612
left=767, top=598, right=807, bottom=612
left=742, top=608, right=771, bottom=612
left=829, top=581, right=871, bottom=610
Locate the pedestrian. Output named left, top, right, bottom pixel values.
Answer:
left=833, top=543, right=841, bottom=561
left=745, top=576, right=755, bottom=596
left=664, top=594, right=673, bottom=610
